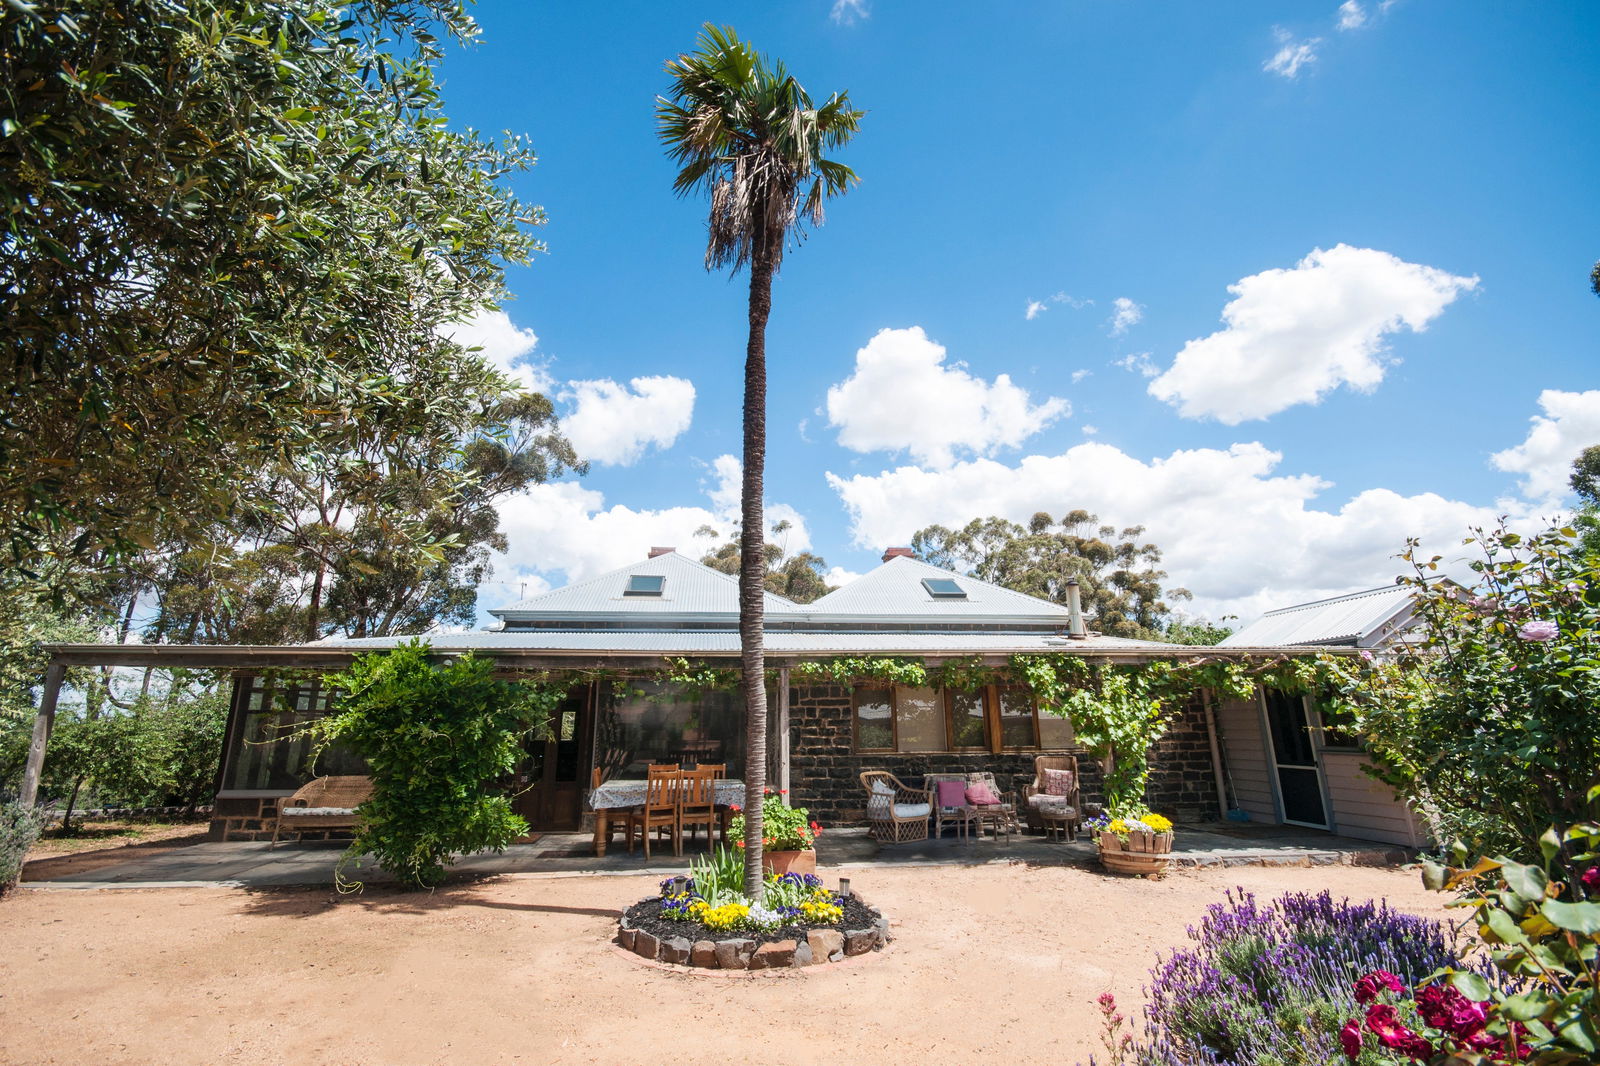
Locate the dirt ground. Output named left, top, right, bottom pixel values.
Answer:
left=23, top=821, right=209, bottom=881
left=0, top=862, right=1455, bottom=1066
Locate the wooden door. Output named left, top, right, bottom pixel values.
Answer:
left=513, top=688, right=588, bottom=830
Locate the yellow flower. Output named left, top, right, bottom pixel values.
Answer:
left=1144, top=813, right=1173, bottom=834
left=1108, top=818, right=1128, bottom=835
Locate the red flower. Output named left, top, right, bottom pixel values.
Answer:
left=1354, top=969, right=1405, bottom=1004
left=1582, top=865, right=1600, bottom=892
left=1339, top=1020, right=1363, bottom=1060
left=1415, top=983, right=1488, bottom=1039
left=1365, top=1005, right=1432, bottom=1060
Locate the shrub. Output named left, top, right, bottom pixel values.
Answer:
left=1, top=799, right=41, bottom=897
left=312, top=641, right=561, bottom=889
left=1099, top=890, right=1480, bottom=1065
left=726, top=790, right=820, bottom=851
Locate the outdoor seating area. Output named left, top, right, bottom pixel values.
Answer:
left=587, top=764, right=741, bottom=858
left=862, top=766, right=1038, bottom=845
left=269, top=775, right=374, bottom=849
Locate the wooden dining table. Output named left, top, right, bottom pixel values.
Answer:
left=588, top=777, right=747, bottom=857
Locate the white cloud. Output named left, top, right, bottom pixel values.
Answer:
left=826, top=440, right=1508, bottom=623
left=823, top=566, right=864, bottom=589
left=1081, top=425, right=1099, bottom=436
left=1108, top=296, right=1144, bottom=336
left=443, top=310, right=552, bottom=394
left=1148, top=244, right=1478, bottom=424
left=1491, top=389, right=1600, bottom=503
left=830, top=0, right=868, bottom=25
left=1264, top=30, right=1321, bottom=78
left=1114, top=352, right=1159, bottom=379
left=558, top=376, right=695, bottom=466
left=1025, top=299, right=1049, bottom=321
left=826, top=326, right=1069, bottom=467
left=1338, top=1, right=1368, bottom=29
left=1070, top=369, right=1092, bottom=384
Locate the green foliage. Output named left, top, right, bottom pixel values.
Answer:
left=0, top=591, right=99, bottom=725
left=911, top=510, right=1188, bottom=639
left=1341, top=522, right=1600, bottom=866
left=697, top=520, right=837, bottom=604
left=1422, top=794, right=1600, bottom=1064
left=1057, top=666, right=1174, bottom=816
left=688, top=845, right=745, bottom=900
left=1163, top=614, right=1237, bottom=646
left=1, top=0, right=548, bottom=580
left=314, top=641, right=559, bottom=889
left=0, top=799, right=41, bottom=896
left=658, top=658, right=741, bottom=697
left=791, top=656, right=928, bottom=687
left=727, top=790, right=818, bottom=851
left=1571, top=445, right=1600, bottom=506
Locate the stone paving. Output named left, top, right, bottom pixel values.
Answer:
left=22, top=821, right=1412, bottom=890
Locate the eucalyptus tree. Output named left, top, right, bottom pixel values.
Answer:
left=698, top=520, right=836, bottom=605
left=658, top=25, right=861, bottom=894
left=1, top=0, right=544, bottom=587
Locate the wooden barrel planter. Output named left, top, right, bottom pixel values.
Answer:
left=1097, top=829, right=1174, bottom=877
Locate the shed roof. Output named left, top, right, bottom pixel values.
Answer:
left=1218, top=584, right=1419, bottom=649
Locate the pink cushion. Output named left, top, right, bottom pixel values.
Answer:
left=965, top=784, right=1000, bottom=806
left=936, top=780, right=968, bottom=808
left=1042, top=768, right=1075, bottom=797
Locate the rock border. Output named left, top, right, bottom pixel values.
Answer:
left=616, top=896, right=891, bottom=971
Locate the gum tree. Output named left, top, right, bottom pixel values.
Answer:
left=658, top=25, right=861, bottom=895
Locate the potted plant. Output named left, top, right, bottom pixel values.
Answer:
left=1085, top=809, right=1175, bottom=876
left=728, top=789, right=822, bottom=876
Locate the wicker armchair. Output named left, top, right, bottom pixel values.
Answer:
left=963, top=771, right=1020, bottom=839
left=859, top=771, right=932, bottom=844
left=925, top=772, right=981, bottom=840
left=1021, top=754, right=1081, bottom=839
left=270, top=775, right=373, bottom=847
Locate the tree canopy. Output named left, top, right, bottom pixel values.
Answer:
left=910, top=511, right=1189, bottom=640
left=2, top=0, right=549, bottom=581
left=697, top=520, right=836, bottom=604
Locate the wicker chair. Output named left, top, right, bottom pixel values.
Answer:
left=964, top=770, right=1020, bottom=839
left=270, top=775, right=373, bottom=847
left=859, top=770, right=932, bottom=844
left=1021, top=754, right=1081, bottom=840
left=925, top=772, right=981, bottom=841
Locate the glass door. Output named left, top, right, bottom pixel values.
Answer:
left=512, top=688, right=588, bottom=830
left=1261, top=689, right=1329, bottom=829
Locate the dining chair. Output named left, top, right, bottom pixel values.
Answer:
left=695, top=763, right=727, bottom=779
left=678, top=769, right=719, bottom=850
left=627, top=765, right=682, bottom=859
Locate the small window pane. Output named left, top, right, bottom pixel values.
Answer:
left=625, top=574, right=665, bottom=595
left=1038, top=707, right=1075, bottom=748
left=854, top=689, right=893, bottom=751
left=921, top=577, right=966, bottom=599
left=998, top=688, right=1037, bottom=747
left=948, top=691, right=987, bottom=748
left=895, top=687, right=946, bottom=752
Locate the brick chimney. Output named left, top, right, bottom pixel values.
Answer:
left=648, top=546, right=676, bottom=558
left=881, top=547, right=915, bottom=563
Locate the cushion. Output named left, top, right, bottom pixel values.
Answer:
left=870, top=780, right=895, bottom=796
left=1042, top=768, right=1076, bottom=797
left=1029, top=796, right=1076, bottom=816
left=965, top=784, right=1000, bottom=806
left=892, top=802, right=932, bottom=819
left=280, top=806, right=357, bottom=817
left=936, top=780, right=968, bottom=809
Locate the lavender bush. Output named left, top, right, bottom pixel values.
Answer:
left=1099, top=890, right=1484, bottom=1065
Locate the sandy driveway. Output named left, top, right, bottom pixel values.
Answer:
left=0, top=862, right=1453, bottom=1066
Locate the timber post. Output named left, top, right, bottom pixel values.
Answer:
left=21, top=662, right=66, bottom=807
left=776, top=665, right=791, bottom=795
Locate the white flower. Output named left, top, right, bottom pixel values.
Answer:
left=1517, top=619, right=1558, bottom=643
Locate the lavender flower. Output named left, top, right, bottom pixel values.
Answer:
left=1517, top=619, right=1558, bottom=642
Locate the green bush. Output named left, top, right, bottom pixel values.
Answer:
left=313, top=641, right=559, bottom=889
left=1, top=799, right=41, bottom=896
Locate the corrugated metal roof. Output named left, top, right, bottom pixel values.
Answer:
left=1219, top=584, right=1418, bottom=648
left=489, top=550, right=798, bottom=620
left=805, top=556, right=1074, bottom=621
left=318, top=629, right=1168, bottom=655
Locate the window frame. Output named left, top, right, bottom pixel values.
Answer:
left=851, top=684, right=897, bottom=754
left=847, top=683, right=1072, bottom=755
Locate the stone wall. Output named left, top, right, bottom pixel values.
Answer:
left=208, top=794, right=353, bottom=843
left=785, top=684, right=1220, bottom=827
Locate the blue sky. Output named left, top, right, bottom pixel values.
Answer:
left=436, top=1, right=1598, bottom=625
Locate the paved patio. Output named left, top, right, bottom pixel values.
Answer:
left=22, top=821, right=1413, bottom=889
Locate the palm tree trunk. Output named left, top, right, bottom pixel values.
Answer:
left=740, top=235, right=776, bottom=900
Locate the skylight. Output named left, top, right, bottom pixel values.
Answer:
left=921, top=577, right=966, bottom=599
left=624, top=574, right=666, bottom=596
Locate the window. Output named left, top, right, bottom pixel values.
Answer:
left=221, top=676, right=363, bottom=791
left=1313, top=691, right=1362, bottom=751
left=921, top=577, right=966, bottom=599
left=624, top=574, right=665, bottom=596
left=597, top=681, right=745, bottom=775
left=851, top=685, right=1076, bottom=753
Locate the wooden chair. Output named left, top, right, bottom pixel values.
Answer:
left=627, top=766, right=682, bottom=859
left=678, top=769, right=719, bottom=850
left=1021, top=754, right=1081, bottom=840
left=694, top=763, right=727, bottom=779
left=859, top=770, right=931, bottom=844
left=591, top=767, right=633, bottom=851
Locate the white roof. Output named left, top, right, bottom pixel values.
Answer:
left=489, top=551, right=798, bottom=623
left=1219, top=584, right=1419, bottom=649
left=317, top=629, right=1167, bottom=655
left=804, top=556, right=1075, bottom=623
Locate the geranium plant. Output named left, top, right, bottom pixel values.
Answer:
left=727, top=789, right=821, bottom=851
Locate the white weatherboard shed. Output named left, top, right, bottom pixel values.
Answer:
left=1213, top=585, right=1427, bottom=847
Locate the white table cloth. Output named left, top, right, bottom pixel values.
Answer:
left=588, top=778, right=747, bottom=811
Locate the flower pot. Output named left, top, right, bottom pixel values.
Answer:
left=1097, top=829, right=1174, bottom=877
left=762, top=849, right=817, bottom=877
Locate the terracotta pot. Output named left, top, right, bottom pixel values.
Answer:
left=1097, top=830, right=1174, bottom=877
left=763, top=849, right=817, bottom=877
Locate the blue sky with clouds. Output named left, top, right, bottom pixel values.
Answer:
left=437, top=1, right=1598, bottom=625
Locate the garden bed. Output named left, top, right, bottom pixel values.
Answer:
left=617, top=891, right=889, bottom=969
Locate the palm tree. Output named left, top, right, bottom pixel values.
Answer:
left=658, top=25, right=862, bottom=897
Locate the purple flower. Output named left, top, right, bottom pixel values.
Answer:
left=1517, top=619, right=1558, bottom=642
left=1360, top=649, right=1375, bottom=662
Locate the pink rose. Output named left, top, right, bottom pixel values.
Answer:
left=1339, top=1019, right=1363, bottom=1059
left=1517, top=619, right=1558, bottom=642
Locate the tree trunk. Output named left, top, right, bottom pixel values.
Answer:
left=305, top=559, right=326, bottom=644
left=740, top=235, right=776, bottom=900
